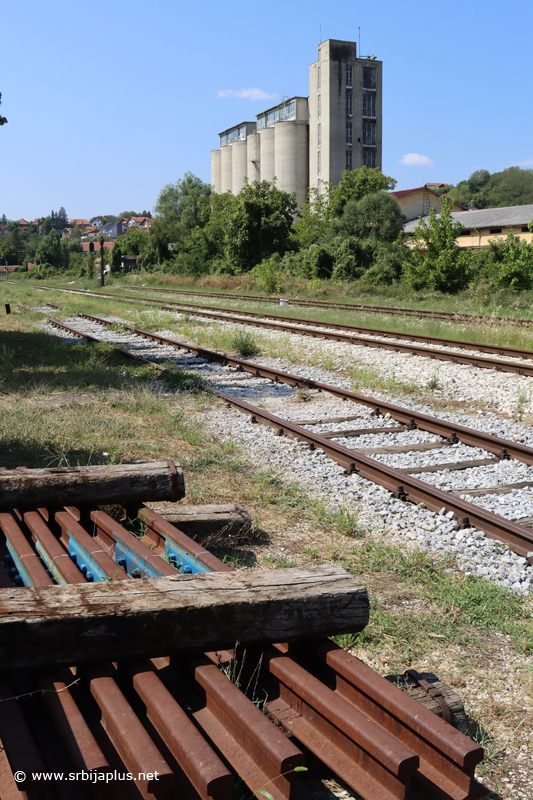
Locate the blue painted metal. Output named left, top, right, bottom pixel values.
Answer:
left=67, top=536, right=111, bottom=583
left=163, top=538, right=211, bottom=575
left=113, top=540, right=158, bottom=579
left=4, top=539, right=34, bottom=587
left=34, top=540, right=65, bottom=585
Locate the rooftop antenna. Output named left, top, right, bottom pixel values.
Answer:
left=320, top=25, right=321, bottom=43
left=358, top=27, right=360, bottom=56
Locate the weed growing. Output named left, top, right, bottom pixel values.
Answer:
left=231, top=328, right=261, bottom=357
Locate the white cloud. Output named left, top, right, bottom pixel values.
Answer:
left=399, top=153, right=434, bottom=167
left=217, top=88, right=278, bottom=101
left=518, top=159, right=533, bottom=167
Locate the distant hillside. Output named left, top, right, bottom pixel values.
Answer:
left=437, top=167, right=533, bottom=209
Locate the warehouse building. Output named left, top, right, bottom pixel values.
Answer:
left=211, top=39, right=382, bottom=207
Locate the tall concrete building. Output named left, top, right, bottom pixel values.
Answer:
left=211, top=39, right=382, bottom=207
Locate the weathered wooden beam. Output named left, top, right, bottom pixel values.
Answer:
left=144, top=504, right=252, bottom=540
left=0, top=461, right=184, bottom=511
left=0, top=566, right=368, bottom=671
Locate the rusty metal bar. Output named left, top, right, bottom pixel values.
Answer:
left=55, top=511, right=129, bottom=582
left=23, top=511, right=86, bottom=585
left=123, top=660, right=234, bottom=800
left=285, top=640, right=484, bottom=800
left=89, top=510, right=178, bottom=578
left=260, top=647, right=419, bottom=800
left=0, top=677, right=47, bottom=792
left=139, top=507, right=232, bottom=574
left=187, top=654, right=307, bottom=800
left=0, top=512, right=54, bottom=587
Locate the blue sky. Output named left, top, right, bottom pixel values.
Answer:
left=1, top=0, right=532, bottom=220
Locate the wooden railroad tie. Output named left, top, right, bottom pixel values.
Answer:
left=0, top=565, right=369, bottom=671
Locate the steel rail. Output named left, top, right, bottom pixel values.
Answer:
left=14, top=280, right=533, bottom=371
left=47, top=314, right=533, bottom=562
left=74, top=311, right=533, bottom=467
left=135, top=295, right=533, bottom=361
left=120, top=283, right=533, bottom=328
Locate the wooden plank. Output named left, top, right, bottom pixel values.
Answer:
left=0, top=566, right=368, bottom=671
left=450, top=480, right=533, bottom=497
left=517, top=516, right=533, bottom=528
left=0, top=461, right=184, bottom=511
left=320, top=426, right=407, bottom=439
left=145, top=504, right=252, bottom=540
left=404, top=457, right=501, bottom=475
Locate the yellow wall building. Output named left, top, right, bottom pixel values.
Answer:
left=403, top=204, right=533, bottom=248
left=391, top=185, right=467, bottom=221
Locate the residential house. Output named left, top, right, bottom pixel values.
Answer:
left=17, top=218, right=30, bottom=231
left=91, top=217, right=107, bottom=228
left=123, top=216, right=152, bottom=230
left=80, top=227, right=100, bottom=239
left=0, top=224, right=8, bottom=237
left=70, top=219, right=91, bottom=231
left=403, top=204, right=533, bottom=249
left=100, top=221, right=123, bottom=239
left=391, top=185, right=467, bottom=222
left=61, top=227, right=72, bottom=237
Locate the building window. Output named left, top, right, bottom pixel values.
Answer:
left=346, top=150, right=353, bottom=171
left=346, top=122, right=353, bottom=145
left=490, top=228, right=502, bottom=234
left=220, top=133, right=227, bottom=147
left=318, top=49, right=321, bottom=62
left=362, top=149, right=376, bottom=167
left=318, top=123, right=321, bottom=148
left=317, top=179, right=321, bottom=194
left=459, top=230, right=472, bottom=236
left=318, top=95, right=321, bottom=119
left=257, top=115, right=265, bottom=131
left=363, top=66, right=377, bottom=90
left=346, top=92, right=353, bottom=117
left=279, top=100, right=296, bottom=121
left=238, top=125, right=246, bottom=141
left=522, top=226, right=529, bottom=232
left=318, top=66, right=321, bottom=90
left=362, top=123, right=376, bottom=146
left=363, top=94, right=376, bottom=117
left=317, top=151, right=321, bottom=176
left=346, top=64, right=353, bottom=88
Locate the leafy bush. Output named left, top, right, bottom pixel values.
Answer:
left=298, top=245, right=334, bottom=279
left=231, top=328, right=260, bottom=357
left=403, top=197, right=472, bottom=291
left=251, top=254, right=283, bottom=293
left=330, top=236, right=375, bottom=281
left=498, top=229, right=533, bottom=290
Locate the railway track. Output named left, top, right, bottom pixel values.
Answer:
left=120, top=283, right=533, bottom=329
left=10, top=281, right=533, bottom=377
left=45, top=311, right=533, bottom=567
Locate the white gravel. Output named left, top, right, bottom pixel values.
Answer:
left=45, top=314, right=533, bottom=594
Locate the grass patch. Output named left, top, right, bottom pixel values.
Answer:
left=332, top=538, right=533, bottom=655
left=231, top=328, right=261, bottom=357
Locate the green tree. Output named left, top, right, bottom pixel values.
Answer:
left=443, top=167, right=533, bottom=209
left=403, top=196, right=471, bottom=291
left=498, top=229, right=533, bottom=290
left=224, top=180, right=297, bottom=273
left=0, top=92, right=6, bottom=126
left=327, top=166, right=397, bottom=218
left=154, top=172, right=211, bottom=232
left=35, top=230, right=62, bottom=268
left=292, top=189, right=330, bottom=249
left=332, top=192, right=404, bottom=243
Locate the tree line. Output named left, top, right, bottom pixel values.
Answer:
left=7, top=168, right=533, bottom=295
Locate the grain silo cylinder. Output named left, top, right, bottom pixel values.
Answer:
left=231, top=140, right=248, bottom=194
left=259, top=127, right=275, bottom=184
left=220, top=146, right=233, bottom=193
left=211, top=150, right=222, bottom=194
left=247, top=132, right=261, bottom=184
left=274, top=121, right=309, bottom=208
